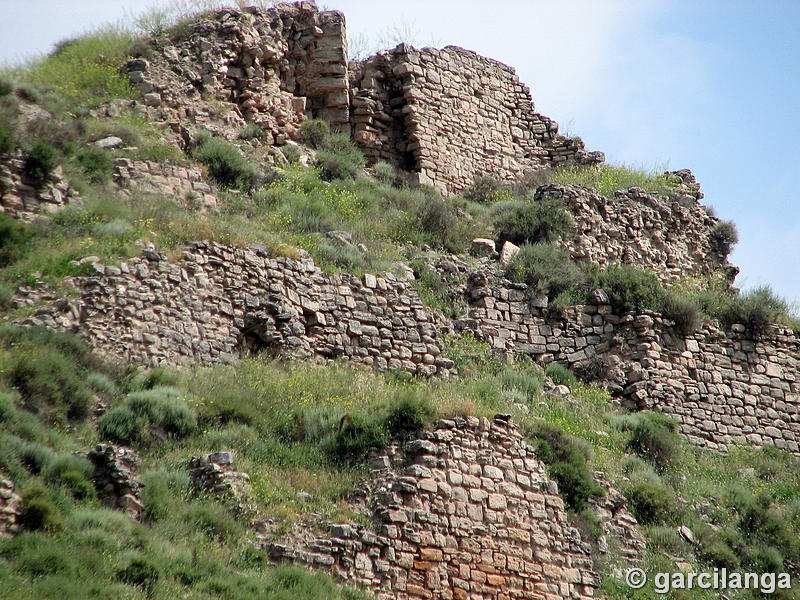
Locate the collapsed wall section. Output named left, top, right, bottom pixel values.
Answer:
left=459, top=271, right=800, bottom=454
left=351, top=45, right=604, bottom=195
left=21, top=242, right=451, bottom=378
left=268, top=415, right=598, bottom=600
left=540, top=184, right=736, bottom=284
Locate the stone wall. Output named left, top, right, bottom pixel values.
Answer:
left=458, top=270, right=800, bottom=454
left=0, top=152, right=81, bottom=222
left=22, top=242, right=451, bottom=377
left=112, top=157, right=218, bottom=209
left=126, top=2, right=349, bottom=148
left=539, top=184, right=736, bottom=284
left=268, top=415, right=598, bottom=600
left=0, top=477, right=21, bottom=537
left=86, top=444, right=144, bottom=518
left=350, top=45, right=604, bottom=195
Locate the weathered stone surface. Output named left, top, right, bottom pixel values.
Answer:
left=0, top=477, right=21, bottom=537
left=267, top=415, right=599, bottom=599
left=86, top=444, right=144, bottom=518
left=0, top=151, right=82, bottom=222
left=189, top=451, right=256, bottom=516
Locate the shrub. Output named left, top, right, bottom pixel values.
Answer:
left=592, top=263, right=662, bottom=312
left=299, top=119, right=330, bottom=149
left=24, top=142, right=57, bottom=181
left=709, top=220, right=738, bottom=256
left=622, top=411, right=682, bottom=471
left=463, top=175, right=510, bottom=204
left=130, top=366, right=178, bottom=391
left=384, top=389, right=435, bottom=441
left=373, top=161, right=396, bottom=185
left=117, top=556, right=161, bottom=592
left=0, top=123, right=15, bottom=154
left=528, top=422, right=603, bottom=510
left=505, top=243, right=585, bottom=297
left=0, top=392, right=16, bottom=422
left=545, top=363, right=577, bottom=387
left=0, top=77, right=11, bottom=97
left=316, top=134, right=365, bottom=181
left=57, top=470, right=96, bottom=500
left=7, top=342, right=93, bottom=421
left=699, top=540, right=740, bottom=570
left=625, top=475, right=673, bottom=524
left=18, top=485, right=64, bottom=531
left=550, top=163, right=677, bottom=197
left=719, top=285, right=788, bottom=337
left=324, top=413, right=390, bottom=463
left=99, top=387, right=196, bottom=445
left=239, top=122, right=266, bottom=141
left=76, top=146, right=112, bottom=183
left=660, top=292, right=701, bottom=336
left=193, top=133, right=261, bottom=190
left=184, top=503, right=241, bottom=540
left=0, top=213, right=34, bottom=267
left=493, top=196, right=574, bottom=245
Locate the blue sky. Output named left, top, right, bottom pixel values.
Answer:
left=1, top=1, right=798, bottom=305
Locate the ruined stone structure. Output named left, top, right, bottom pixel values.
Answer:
left=458, top=271, right=800, bottom=454
left=539, top=184, right=736, bottom=284
left=0, top=477, right=21, bottom=537
left=112, top=157, right=219, bottom=210
left=22, top=242, right=451, bottom=377
left=86, top=444, right=144, bottom=518
left=125, top=2, right=349, bottom=147
left=268, top=415, right=599, bottom=600
left=350, top=45, right=604, bottom=195
left=189, top=451, right=256, bottom=516
left=0, top=152, right=81, bottom=222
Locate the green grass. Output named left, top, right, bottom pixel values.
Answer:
left=548, top=163, right=680, bottom=198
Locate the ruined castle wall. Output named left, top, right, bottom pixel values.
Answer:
left=540, top=184, right=733, bottom=284
left=459, top=272, right=800, bottom=454
left=126, top=2, right=349, bottom=146
left=22, top=242, right=451, bottom=378
left=268, top=415, right=598, bottom=600
left=112, top=157, right=219, bottom=209
left=351, top=46, right=604, bottom=195
left=0, top=152, right=81, bottom=222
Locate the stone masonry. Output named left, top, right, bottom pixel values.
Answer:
left=22, top=242, right=451, bottom=377
left=268, top=415, right=598, bottom=600
left=86, top=444, right=144, bottom=518
left=112, top=157, right=219, bottom=210
left=458, top=270, right=800, bottom=455
left=0, top=477, right=21, bottom=537
left=350, top=45, right=604, bottom=195
left=539, top=184, right=736, bottom=284
left=0, top=152, right=81, bottom=222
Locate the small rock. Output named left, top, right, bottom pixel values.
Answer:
left=296, top=492, right=313, bottom=503
left=470, top=238, right=496, bottom=257
left=93, top=136, right=123, bottom=149
left=325, top=230, right=353, bottom=245
left=678, top=525, right=697, bottom=545
left=499, top=240, right=520, bottom=265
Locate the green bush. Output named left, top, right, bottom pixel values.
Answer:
left=463, top=175, right=510, bottom=204
left=384, top=389, right=435, bottom=441
left=193, top=132, right=261, bottom=190
left=324, top=412, right=390, bottom=463
left=0, top=213, right=34, bottom=267
left=0, top=78, right=11, bottom=97
left=316, top=134, right=365, bottom=181
left=184, top=503, right=241, bottom=540
left=625, top=475, right=673, bottom=524
left=592, top=263, right=662, bottom=312
left=18, top=485, right=64, bottom=531
left=621, top=411, right=682, bottom=471
left=299, top=119, right=330, bottom=149
left=0, top=392, right=16, bottom=422
left=76, top=146, right=112, bottom=183
left=709, top=220, right=738, bottom=256
left=545, top=363, right=577, bottom=387
left=24, top=142, right=57, bottom=181
left=7, top=342, right=93, bottom=422
left=493, top=196, right=574, bottom=245
left=660, top=292, right=701, bottom=336
left=373, top=161, right=396, bottom=185
left=699, top=539, right=740, bottom=570
left=549, top=163, right=677, bottom=197
left=117, top=556, right=161, bottom=592
left=99, top=387, right=196, bottom=446
left=528, top=422, right=603, bottom=510
left=719, top=285, right=788, bottom=337
left=0, top=123, right=15, bottom=154
left=505, top=243, right=585, bottom=297
left=57, top=470, right=96, bottom=500
left=239, top=122, right=267, bottom=141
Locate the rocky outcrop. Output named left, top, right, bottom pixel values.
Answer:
left=0, top=477, right=21, bottom=537
left=350, top=45, right=603, bottom=195
left=112, top=158, right=219, bottom=210
left=189, top=451, right=255, bottom=516
left=87, top=444, right=144, bottom=518
left=22, top=242, right=451, bottom=377
left=268, top=415, right=598, bottom=600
